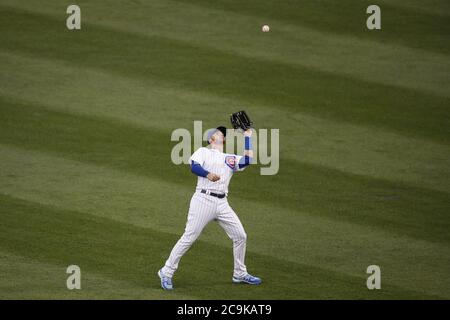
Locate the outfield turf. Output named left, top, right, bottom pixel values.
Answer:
left=0, top=0, right=449, bottom=299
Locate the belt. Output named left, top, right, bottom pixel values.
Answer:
left=201, top=189, right=226, bottom=199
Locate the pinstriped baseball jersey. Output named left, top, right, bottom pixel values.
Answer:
left=189, top=147, right=245, bottom=194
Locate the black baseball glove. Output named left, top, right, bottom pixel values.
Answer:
left=230, top=110, right=253, bottom=131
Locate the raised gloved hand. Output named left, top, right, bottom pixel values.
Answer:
left=230, top=110, right=253, bottom=131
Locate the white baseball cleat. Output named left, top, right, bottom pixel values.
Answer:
left=158, top=269, right=173, bottom=290
left=232, top=273, right=262, bottom=285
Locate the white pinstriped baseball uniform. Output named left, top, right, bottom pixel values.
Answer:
left=161, top=147, right=248, bottom=278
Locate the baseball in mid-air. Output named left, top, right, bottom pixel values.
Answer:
left=262, top=25, right=270, bottom=32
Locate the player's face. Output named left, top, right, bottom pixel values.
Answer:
left=212, top=131, right=225, bottom=145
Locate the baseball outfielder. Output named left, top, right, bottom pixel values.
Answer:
left=158, top=126, right=261, bottom=290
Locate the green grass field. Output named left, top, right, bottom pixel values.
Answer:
left=1, top=0, right=449, bottom=299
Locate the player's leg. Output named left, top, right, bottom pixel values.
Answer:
left=161, top=192, right=216, bottom=279
left=216, top=200, right=262, bottom=285
left=216, top=200, right=248, bottom=278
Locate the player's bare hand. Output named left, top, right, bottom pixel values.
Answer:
left=243, top=129, right=252, bottom=137
left=207, top=173, right=220, bottom=182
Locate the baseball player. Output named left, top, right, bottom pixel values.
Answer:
left=158, top=126, right=261, bottom=290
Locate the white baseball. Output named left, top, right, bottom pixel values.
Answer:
left=262, top=25, right=270, bottom=32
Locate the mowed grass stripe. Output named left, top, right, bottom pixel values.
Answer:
left=4, top=0, right=450, bottom=55
left=2, top=50, right=449, bottom=195
left=3, top=1, right=449, bottom=98
left=171, top=0, right=450, bottom=55
left=0, top=251, right=197, bottom=299
left=1, top=7, right=449, bottom=145
left=0, top=96, right=449, bottom=242
left=379, top=0, right=450, bottom=17
left=2, top=143, right=450, bottom=298
left=0, top=193, right=441, bottom=299
left=1, top=98, right=449, bottom=247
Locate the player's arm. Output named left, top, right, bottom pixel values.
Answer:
left=238, top=129, right=253, bottom=169
left=191, top=161, right=220, bottom=182
left=190, top=161, right=208, bottom=177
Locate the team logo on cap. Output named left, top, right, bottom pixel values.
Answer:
left=225, top=156, right=236, bottom=170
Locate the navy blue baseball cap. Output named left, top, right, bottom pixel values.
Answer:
left=207, top=126, right=227, bottom=144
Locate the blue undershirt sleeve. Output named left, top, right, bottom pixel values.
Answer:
left=191, top=161, right=209, bottom=178
left=238, top=155, right=252, bottom=169
left=238, top=136, right=253, bottom=169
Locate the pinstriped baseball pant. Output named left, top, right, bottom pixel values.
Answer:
left=161, top=191, right=248, bottom=278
